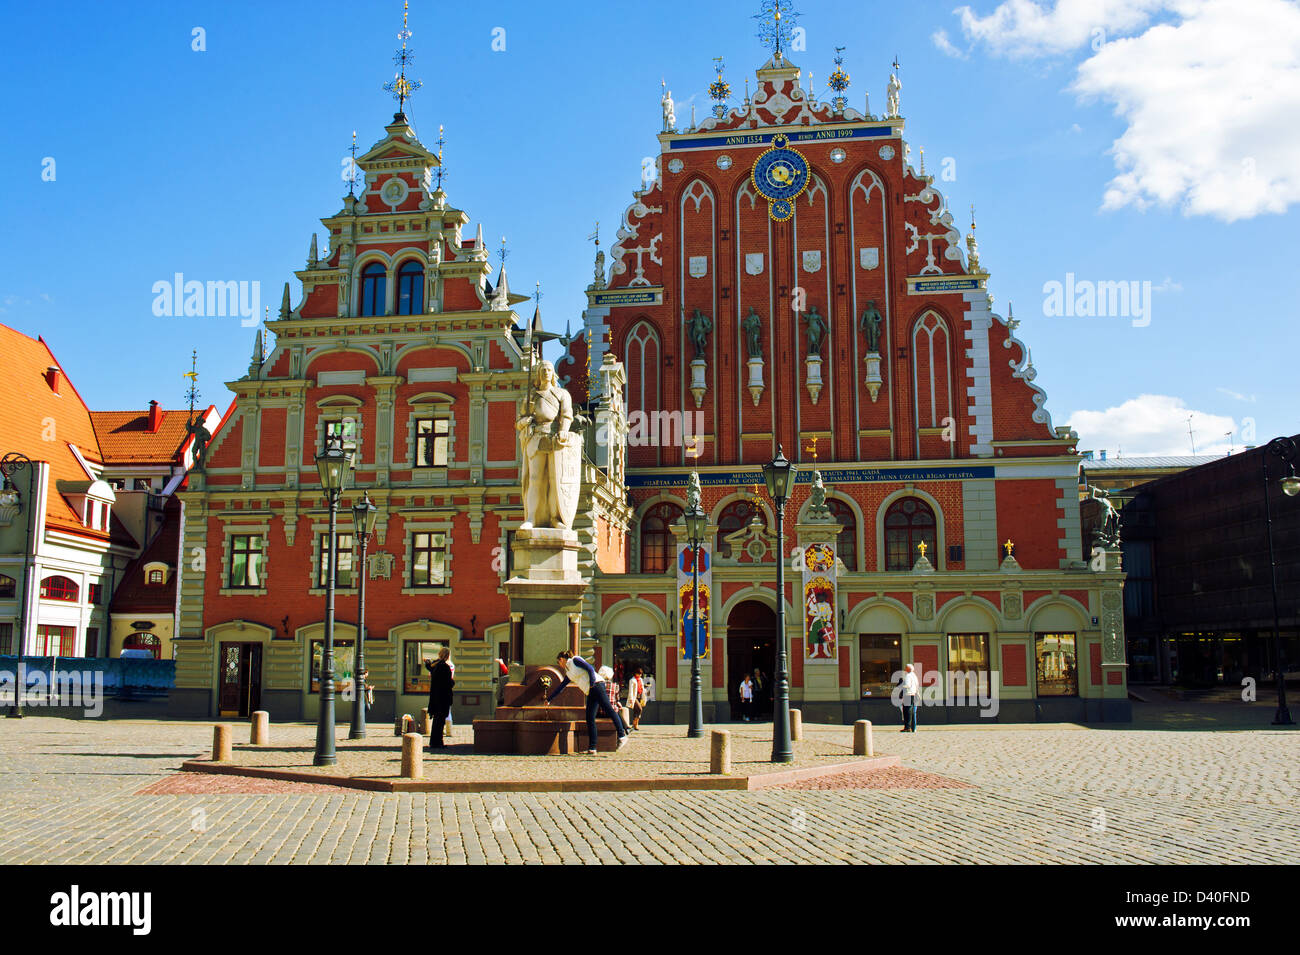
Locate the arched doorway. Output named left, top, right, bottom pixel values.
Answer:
left=728, top=601, right=776, bottom=719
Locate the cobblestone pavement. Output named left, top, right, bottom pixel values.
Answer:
left=0, top=703, right=1295, bottom=864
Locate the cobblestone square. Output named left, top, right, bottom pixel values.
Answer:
left=0, top=699, right=1295, bottom=865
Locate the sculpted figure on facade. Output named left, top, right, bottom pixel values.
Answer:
left=860, top=300, right=883, bottom=353
left=801, top=306, right=827, bottom=356
left=886, top=71, right=902, bottom=119
left=742, top=306, right=763, bottom=359
left=661, top=82, right=676, bottom=132
left=516, top=359, right=581, bottom=530
left=687, top=308, right=713, bottom=360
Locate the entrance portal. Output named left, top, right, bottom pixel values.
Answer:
left=218, top=642, right=263, bottom=717
left=728, top=601, right=776, bottom=719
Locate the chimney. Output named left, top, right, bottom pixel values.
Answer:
left=45, top=366, right=62, bottom=395
left=147, top=400, right=163, bottom=433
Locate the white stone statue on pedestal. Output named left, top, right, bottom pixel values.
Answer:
left=886, top=71, right=902, bottom=119
left=662, top=81, right=676, bottom=132
left=516, top=360, right=581, bottom=530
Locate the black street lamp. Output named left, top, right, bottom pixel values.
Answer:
left=763, top=445, right=797, bottom=763
left=314, top=437, right=350, bottom=765
left=684, top=498, right=708, bottom=739
left=1, top=452, right=34, bottom=719
left=1262, top=436, right=1299, bottom=726
left=348, top=492, right=379, bottom=740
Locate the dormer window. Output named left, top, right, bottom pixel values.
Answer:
left=360, top=262, right=386, bottom=316
left=147, top=569, right=164, bottom=585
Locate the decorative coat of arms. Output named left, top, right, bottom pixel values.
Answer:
left=802, top=543, right=838, bottom=660
left=801, top=250, right=822, bottom=273
left=745, top=253, right=764, bottom=275
left=860, top=247, right=879, bottom=270
left=689, top=255, right=708, bottom=278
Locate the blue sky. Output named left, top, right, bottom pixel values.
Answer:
left=2, top=0, right=1294, bottom=456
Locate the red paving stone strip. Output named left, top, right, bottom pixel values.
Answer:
left=772, top=766, right=975, bottom=791
left=178, top=754, right=901, bottom=793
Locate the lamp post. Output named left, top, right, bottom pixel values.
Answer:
left=1, top=452, right=33, bottom=718
left=348, top=492, right=378, bottom=740
left=314, top=438, right=350, bottom=765
left=763, top=445, right=797, bottom=762
left=1262, top=436, right=1299, bottom=726
left=684, top=500, right=708, bottom=738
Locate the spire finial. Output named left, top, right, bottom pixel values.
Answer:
left=183, top=350, right=200, bottom=422
left=498, top=235, right=508, bottom=269
left=828, top=46, right=850, bottom=114
left=383, top=0, right=422, bottom=117
left=754, top=1, right=801, bottom=61
left=587, top=222, right=600, bottom=247
left=434, top=123, right=447, bottom=190
left=347, top=130, right=360, bottom=197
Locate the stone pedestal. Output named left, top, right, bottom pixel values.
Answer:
left=863, top=351, right=882, bottom=402
left=690, top=358, right=708, bottom=408
left=805, top=355, right=823, bottom=404
left=746, top=357, right=765, bottom=406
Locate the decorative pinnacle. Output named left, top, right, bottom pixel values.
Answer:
left=347, top=130, right=360, bottom=197
left=754, top=0, right=800, bottom=61
left=587, top=222, right=599, bottom=247
left=828, top=46, right=850, bottom=95
left=183, top=350, right=200, bottom=420
left=383, top=0, right=423, bottom=115
left=498, top=236, right=508, bottom=267
left=709, top=56, right=731, bottom=118
left=434, top=124, right=447, bottom=190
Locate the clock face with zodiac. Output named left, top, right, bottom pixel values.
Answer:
left=751, top=134, right=809, bottom=221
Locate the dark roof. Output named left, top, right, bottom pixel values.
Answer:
left=109, top=497, right=180, bottom=613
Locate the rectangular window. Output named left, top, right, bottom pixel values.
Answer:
left=1035, top=632, right=1078, bottom=697
left=310, top=638, right=356, bottom=693
left=411, top=532, right=447, bottom=587
left=947, top=632, right=991, bottom=697
left=228, top=534, right=265, bottom=588
left=0, top=622, right=14, bottom=655
left=321, top=417, right=359, bottom=458
left=415, top=418, right=449, bottom=467
left=88, top=582, right=102, bottom=605
left=317, top=532, right=355, bottom=588
left=85, top=627, right=100, bottom=658
left=859, top=634, right=902, bottom=698
left=35, top=625, right=76, bottom=656
left=403, top=639, right=448, bottom=693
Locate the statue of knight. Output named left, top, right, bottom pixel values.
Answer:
left=516, top=359, right=582, bottom=530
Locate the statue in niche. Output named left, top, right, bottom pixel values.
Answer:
left=860, top=300, right=884, bottom=353
left=515, top=360, right=581, bottom=530
left=742, top=307, right=763, bottom=359
left=687, top=308, right=713, bottom=360
left=801, top=306, right=827, bottom=356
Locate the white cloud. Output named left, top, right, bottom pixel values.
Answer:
left=1215, top=386, right=1257, bottom=402
left=1066, top=393, right=1239, bottom=455
left=953, top=0, right=1300, bottom=221
left=932, top=29, right=969, bottom=59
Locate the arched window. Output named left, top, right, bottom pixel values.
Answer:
left=40, top=575, right=79, bottom=602
left=716, top=499, right=765, bottom=557
left=396, top=259, right=424, bottom=315
left=827, top=498, right=858, bottom=571
left=0, top=573, right=14, bottom=599
left=123, top=632, right=162, bottom=660
left=639, top=502, right=683, bottom=573
left=912, top=311, right=953, bottom=434
left=884, top=498, right=937, bottom=571
left=359, top=262, right=387, bottom=317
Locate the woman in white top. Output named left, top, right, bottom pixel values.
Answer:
left=738, top=674, right=755, bottom=722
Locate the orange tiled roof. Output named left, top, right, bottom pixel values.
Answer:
left=0, top=324, right=106, bottom=536
left=90, top=408, right=194, bottom=465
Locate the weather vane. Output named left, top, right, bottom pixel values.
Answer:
left=347, top=130, right=361, bottom=197
left=753, top=0, right=800, bottom=61
left=183, top=350, right=200, bottom=421
left=709, top=57, right=731, bottom=118
left=828, top=46, right=850, bottom=114
left=433, top=124, right=447, bottom=189
left=383, top=1, right=422, bottom=115
left=586, top=221, right=599, bottom=247
left=498, top=236, right=508, bottom=268
left=804, top=435, right=820, bottom=462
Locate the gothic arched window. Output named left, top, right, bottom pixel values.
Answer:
left=827, top=498, right=858, bottom=571
left=716, top=499, right=764, bottom=557
left=396, top=260, right=424, bottom=315
left=360, top=262, right=387, bottom=317
left=884, top=498, right=937, bottom=571
left=639, top=502, right=683, bottom=574
left=912, top=311, right=953, bottom=433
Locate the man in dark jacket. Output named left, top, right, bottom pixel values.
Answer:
left=423, top=648, right=455, bottom=750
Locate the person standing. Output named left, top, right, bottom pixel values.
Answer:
left=752, top=668, right=767, bottom=719
left=546, top=650, right=630, bottom=753
left=423, top=647, right=455, bottom=749
left=899, top=663, right=920, bottom=733
left=626, top=666, right=648, bottom=730
left=738, top=673, right=755, bottom=722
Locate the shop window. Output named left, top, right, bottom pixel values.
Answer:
left=947, top=632, right=990, bottom=696
left=228, top=535, right=265, bottom=588
left=310, top=639, right=355, bottom=692
left=34, top=625, right=76, bottom=656
left=639, top=502, right=683, bottom=573
left=40, top=576, right=78, bottom=602
left=396, top=260, right=424, bottom=315
left=317, top=532, right=355, bottom=588
left=859, top=634, right=902, bottom=698
left=359, top=262, right=386, bottom=316
left=403, top=639, right=448, bottom=693
left=1035, top=632, right=1078, bottom=696
left=885, top=498, right=936, bottom=571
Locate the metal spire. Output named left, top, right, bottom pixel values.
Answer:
left=383, top=1, right=422, bottom=117
left=433, top=123, right=447, bottom=190
left=346, top=130, right=360, bottom=197
left=183, top=350, right=200, bottom=423
left=754, top=1, right=801, bottom=61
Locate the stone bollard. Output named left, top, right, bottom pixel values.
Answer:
left=790, top=708, right=803, bottom=741
left=400, top=733, right=424, bottom=779
left=710, top=729, right=731, bottom=775
left=212, top=724, right=232, bottom=762
left=419, top=709, right=432, bottom=736
left=250, top=710, right=270, bottom=746
left=401, top=714, right=416, bottom=736
left=394, top=715, right=405, bottom=737
left=854, top=719, right=874, bottom=757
